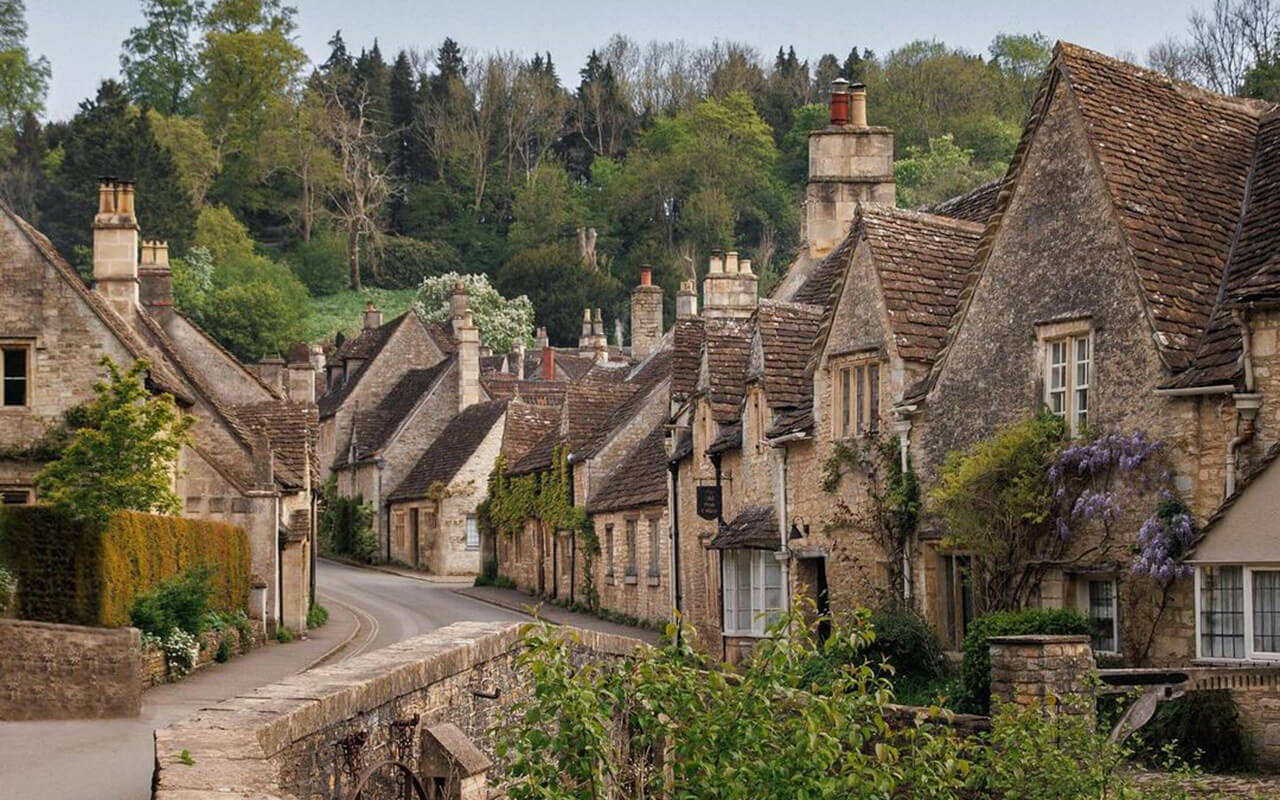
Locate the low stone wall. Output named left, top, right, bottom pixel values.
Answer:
left=153, top=621, right=643, bottom=799
left=0, top=618, right=142, bottom=720
left=1187, top=665, right=1280, bottom=770
left=140, top=622, right=268, bottom=687
left=989, top=634, right=1094, bottom=709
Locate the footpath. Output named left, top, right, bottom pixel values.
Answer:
left=0, top=599, right=359, bottom=800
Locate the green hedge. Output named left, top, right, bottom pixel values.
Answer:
left=959, top=607, right=1093, bottom=714
left=0, top=506, right=251, bottom=627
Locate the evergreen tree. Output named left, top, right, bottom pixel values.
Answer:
left=321, top=29, right=352, bottom=73
left=0, top=107, right=41, bottom=218
left=814, top=53, right=841, bottom=98
left=842, top=47, right=869, bottom=83
left=119, top=0, right=205, bottom=115
left=38, top=81, right=197, bottom=265
left=386, top=49, right=422, bottom=230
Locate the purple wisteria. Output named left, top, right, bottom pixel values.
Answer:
left=1133, top=490, right=1196, bottom=581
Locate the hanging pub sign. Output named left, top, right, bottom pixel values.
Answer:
left=696, top=485, right=721, bottom=521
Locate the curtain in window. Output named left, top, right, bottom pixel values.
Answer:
left=1255, top=570, right=1280, bottom=654
left=1201, top=566, right=1245, bottom=658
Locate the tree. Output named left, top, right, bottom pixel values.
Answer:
left=0, top=0, right=49, bottom=130
left=497, top=241, right=621, bottom=346
left=988, top=32, right=1052, bottom=108
left=148, top=110, right=220, bottom=207
left=257, top=88, right=339, bottom=242
left=1148, top=37, right=1196, bottom=80
left=415, top=272, right=534, bottom=353
left=1186, top=0, right=1276, bottom=94
left=120, top=0, right=205, bottom=115
left=893, top=134, right=1006, bottom=207
left=35, top=356, right=193, bottom=526
left=38, top=81, right=197, bottom=262
left=0, top=108, right=42, bottom=217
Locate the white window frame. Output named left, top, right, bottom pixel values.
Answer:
left=722, top=549, right=784, bottom=637
left=1195, top=565, right=1280, bottom=662
left=1037, top=320, right=1091, bottom=437
left=1077, top=577, right=1120, bottom=656
left=465, top=515, right=480, bottom=550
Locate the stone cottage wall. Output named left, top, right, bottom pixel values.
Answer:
left=0, top=619, right=141, bottom=720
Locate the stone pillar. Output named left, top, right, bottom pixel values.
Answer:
left=989, top=634, right=1094, bottom=711
left=92, top=178, right=140, bottom=318
left=677, top=279, right=698, bottom=317
left=456, top=310, right=481, bottom=410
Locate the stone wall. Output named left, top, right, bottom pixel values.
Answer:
left=593, top=505, right=671, bottom=625
left=988, top=634, right=1094, bottom=709
left=0, top=618, right=141, bottom=720
left=152, top=621, right=643, bottom=799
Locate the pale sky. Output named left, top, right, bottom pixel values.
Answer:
left=29, top=0, right=1202, bottom=121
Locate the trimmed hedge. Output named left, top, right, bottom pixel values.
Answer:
left=958, top=607, right=1093, bottom=714
left=0, top=506, right=250, bottom=627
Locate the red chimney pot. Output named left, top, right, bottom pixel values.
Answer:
left=541, top=346, right=556, bottom=381
left=640, top=267, right=652, bottom=286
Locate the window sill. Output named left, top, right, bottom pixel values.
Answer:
left=646, top=576, right=660, bottom=587
left=624, top=575, right=638, bottom=586
left=605, top=575, right=615, bottom=586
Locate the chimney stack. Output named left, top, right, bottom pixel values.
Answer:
left=677, top=280, right=698, bottom=318
left=363, top=301, right=382, bottom=330
left=257, top=355, right=286, bottom=393
left=541, top=344, right=556, bottom=381
left=138, top=240, right=173, bottom=323
left=457, top=309, right=481, bottom=410
left=535, top=326, right=549, bottom=351
left=286, top=342, right=318, bottom=404
left=630, top=265, right=664, bottom=361
left=804, top=80, right=894, bottom=259
left=590, top=308, right=607, bottom=363
left=702, top=247, right=757, bottom=319
left=92, top=177, right=141, bottom=318
left=513, top=338, right=526, bottom=381
left=579, top=308, right=593, bottom=348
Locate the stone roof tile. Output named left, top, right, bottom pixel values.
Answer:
left=388, top=400, right=507, bottom=502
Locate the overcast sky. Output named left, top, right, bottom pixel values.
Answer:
left=29, top=0, right=1203, bottom=121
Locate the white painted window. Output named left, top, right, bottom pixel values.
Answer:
left=1197, top=566, right=1245, bottom=659
left=722, top=549, right=784, bottom=636
left=1, top=342, right=31, bottom=407
left=465, top=515, right=479, bottom=550
left=1044, top=334, right=1090, bottom=435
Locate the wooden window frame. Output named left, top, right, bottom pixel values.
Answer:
left=1, top=340, right=33, bottom=409
left=1037, top=320, right=1091, bottom=437
left=722, top=549, right=785, bottom=637
left=830, top=356, right=881, bottom=440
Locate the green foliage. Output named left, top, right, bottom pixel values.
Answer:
left=0, top=0, right=49, bottom=129
left=214, top=637, right=231, bottom=662
left=416, top=272, right=535, bottom=353
left=894, top=133, right=1006, bottom=207
left=120, top=0, right=204, bottom=116
left=306, top=602, right=328, bottom=629
left=35, top=357, right=192, bottom=526
left=275, top=626, right=294, bottom=643
left=957, top=607, right=1092, bottom=714
left=194, top=204, right=254, bottom=263
left=1132, top=689, right=1256, bottom=773
left=317, top=479, right=377, bottom=563
left=199, top=278, right=306, bottom=360
left=362, top=236, right=462, bottom=290
left=303, top=287, right=417, bottom=342
left=865, top=603, right=946, bottom=682
left=931, top=412, right=1067, bottom=612
left=177, top=748, right=195, bottom=766
left=170, top=246, right=215, bottom=313
left=129, top=564, right=216, bottom=638
left=496, top=241, right=622, bottom=346
left=163, top=627, right=198, bottom=677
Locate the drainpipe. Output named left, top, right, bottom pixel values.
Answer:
left=668, top=460, right=682, bottom=647
left=1227, top=310, right=1262, bottom=498
left=712, top=452, right=725, bottom=662
left=767, top=431, right=808, bottom=617
left=892, top=415, right=914, bottom=602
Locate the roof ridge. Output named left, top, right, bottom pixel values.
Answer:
left=861, top=203, right=986, bottom=232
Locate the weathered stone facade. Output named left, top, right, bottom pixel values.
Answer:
left=988, top=634, right=1094, bottom=709
left=0, top=619, right=141, bottom=720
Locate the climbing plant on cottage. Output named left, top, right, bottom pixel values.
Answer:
left=36, top=356, right=193, bottom=526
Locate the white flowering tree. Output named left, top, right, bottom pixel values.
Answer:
left=414, top=272, right=535, bottom=354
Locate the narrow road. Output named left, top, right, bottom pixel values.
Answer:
left=0, top=560, right=522, bottom=800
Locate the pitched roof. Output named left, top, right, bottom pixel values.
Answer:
left=319, top=313, right=451, bottom=419
left=578, top=350, right=673, bottom=460
left=671, top=317, right=705, bottom=403
left=923, top=178, right=1005, bottom=223
left=1197, top=443, right=1280, bottom=537
left=564, top=380, right=636, bottom=455
left=348, top=359, right=453, bottom=461
left=754, top=300, right=824, bottom=409
left=704, top=317, right=753, bottom=423
left=587, top=422, right=669, bottom=513
left=708, top=506, right=779, bottom=550
left=233, top=401, right=318, bottom=488
left=792, top=228, right=858, bottom=307
left=766, top=406, right=814, bottom=439
left=481, top=375, right=567, bottom=406
left=500, top=402, right=560, bottom=464
left=706, top=421, right=742, bottom=455
left=387, top=400, right=507, bottom=502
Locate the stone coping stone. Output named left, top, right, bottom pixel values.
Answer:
left=988, top=634, right=1092, bottom=645
left=154, top=621, right=650, bottom=798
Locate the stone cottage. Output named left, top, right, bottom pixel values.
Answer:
left=0, top=181, right=317, bottom=631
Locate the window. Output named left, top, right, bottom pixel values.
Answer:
left=722, top=549, right=784, bottom=636
left=833, top=360, right=880, bottom=439
left=625, top=519, right=638, bottom=577
left=1, top=488, right=31, bottom=505
left=1044, top=333, right=1090, bottom=435
left=2, top=343, right=30, bottom=407
left=465, top=515, right=480, bottom=550
left=1254, top=571, right=1280, bottom=654
left=648, top=518, right=661, bottom=579
left=604, top=524, right=615, bottom=577
left=1199, top=566, right=1245, bottom=659
left=938, top=553, right=975, bottom=650
left=1086, top=579, right=1118, bottom=654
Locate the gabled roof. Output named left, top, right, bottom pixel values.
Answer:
left=587, top=422, right=668, bottom=513
left=320, top=313, right=451, bottom=419
left=792, top=228, right=858, bottom=308
left=578, top=350, right=673, bottom=460
left=347, top=358, right=454, bottom=462
left=481, top=375, right=567, bottom=406
left=500, top=402, right=560, bottom=465
left=923, top=178, right=1005, bottom=223
left=752, top=300, right=824, bottom=409
left=387, top=400, right=507, bottom=502
left=708, top=506, right=778, bottom=550
left=704, top=317, right=753, bottom=423
left=233, top=401, right=318, bottom=488
left=564, top=380, right=636, bottom=455
left=671, top=317, right=705, bottom=403
left=706, top=421, right=742, bottom=455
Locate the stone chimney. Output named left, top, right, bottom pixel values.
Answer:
left=286, top=342, right=318, bottom=404
left=677, top=279, right=698, bottom=318
left=534, top=326, right=549, bottom=351
left=257, top=356, right=285, bottom=393
left=138, top=240, right=173, bottom=323
left=578, top=308, right=593, bottom=349
left=703, top=249, right=758, bottom=319
left=363, top=301, right=383, bottom=330
left=589, top=308, right=608, bottom=363
left=252, top=430, right=274, bottom=491
left=513, top=338, right=526, bottom=380
left=541, top=345, right=556, bottom=381
left=92, top=178, right=140, bottom=318
left=630, top=266, right=664, bottom=360
left=804, top=80, right=894, bottom=259
left=456, top=309, right=481, bottom=411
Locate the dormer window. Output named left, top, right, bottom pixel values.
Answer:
left=833, top=359, right=880, bottom=439
left=1038, top=320, right=1091, bottom=436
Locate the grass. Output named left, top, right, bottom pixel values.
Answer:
left=306, top=602, right=329, bottom=629
left=891, top=670, right=965, bottom=709
left=304, top=288, right=418, bottom=343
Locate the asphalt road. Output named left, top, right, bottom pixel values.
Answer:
left=0, top=559, right=523, bottom=800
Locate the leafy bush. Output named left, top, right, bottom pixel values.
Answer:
left=1132, top=689, right=1256, bottom=773
left=275, top=626, right=294, bottom=643
left=416, top=272, right=535, bottom=354
left=307, top=602, right=328, bottom=629
left=227, top=609, right=255, bottom=654
left=866, top=603, right=946, bottom=682
left=163, top=628, right=198, bottom=677
left=129, top=565, right=216, bottom=638
left=214, top=638, right=231, bottom=663
left=318, top=479, right=377, bottom=563
left=303, top=287, right=417, bottom=343
left=288, top=232, right=349, bottom=296
left=958, top=607, right=1092, bottom=714
left=361, top=236, right=461, bottom=289
left=193, top=204, right=255, bottom=264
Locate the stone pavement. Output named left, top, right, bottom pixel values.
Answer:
left=455, top=583, right=664, bottom=645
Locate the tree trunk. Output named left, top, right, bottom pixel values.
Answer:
left=347, top=227, right=361, bottom=290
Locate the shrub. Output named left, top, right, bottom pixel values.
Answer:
left=1132, top=689, right=1256, bottom=773
left=129, top=565, right=216, bottom=638
left=958, top=607, right=1092, bottom=714
left=318, top=480, right=377, bottom=563
left=276, top=626, right=294, bottom=643
left=163, top=628, right=198, bottom=677
left=307, top=602, right=328, bottom=629
left=362, top=236, right=461, bottom=289
left=228, top=609, right=255, bottom=654
left=289, top=232, right=349, bottom=296
left=866, top=603, right=946, bottom=682
left=214, top=638, right=231, bottom=663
